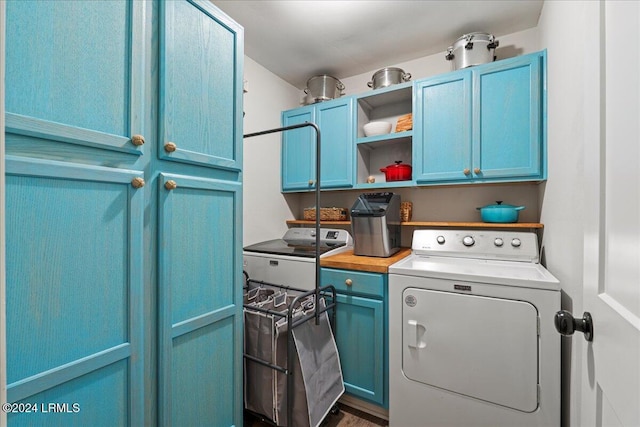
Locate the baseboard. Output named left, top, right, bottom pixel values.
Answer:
left=338, top=394, right=389, bottom=421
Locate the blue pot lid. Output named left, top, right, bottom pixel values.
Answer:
left=477, top=201, right=525, bottom=210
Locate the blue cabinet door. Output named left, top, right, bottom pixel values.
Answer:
left=335, top=294, right=385, bottom=406
left=159, top=0, right=243, bottom=170
left=281, top=105, right=316, bottom=191
left=5, top=157, right=145, bottom=426
left=321, top=268, right=386, bottom=407
left=158, top=174, right=243, bottom=427
left=473, top=53, right=544, bottom=179
left=414, top=71, right=472, bottom=183
left=281, top=98, right=354, bottom=192
left=5, top=0, right=146, bottom=155
left=316, top=99, right=354, bottom=189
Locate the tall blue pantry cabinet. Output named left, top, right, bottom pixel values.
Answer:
left=3, top=1, right=244, bottom=426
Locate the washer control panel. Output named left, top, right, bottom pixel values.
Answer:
left=413, top=229, right=539, bottom=263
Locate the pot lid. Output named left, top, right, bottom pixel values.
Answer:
left=384, top=160, right=412, bottom=169
left=478, top=201, right=525, bottom=210
left=372, top=67, right=406, bottom=76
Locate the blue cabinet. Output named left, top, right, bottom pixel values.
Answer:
left=321, top=268, right=387, bottom=408
left=413, top=70, right=472, bottom=182
left=158, top=1, right=242, bottom=171
left=281, top=98, right=354, bottom=192
left=4, top=1, right=244, bottom=426
left=473, top=52, right=544, bottom=179
left=414, top=51, right=546, bottom=184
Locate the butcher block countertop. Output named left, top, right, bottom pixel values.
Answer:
left=320, top=248, right=412, bottom=273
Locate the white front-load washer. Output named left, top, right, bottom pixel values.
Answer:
left=388, top=229, right=560, bottom=427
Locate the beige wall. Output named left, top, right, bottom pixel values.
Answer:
left=339, top=26, right=540, bottom=97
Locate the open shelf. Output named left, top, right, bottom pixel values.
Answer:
left=357, top=130, right=412, bottom=146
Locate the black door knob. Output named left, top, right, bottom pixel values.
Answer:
left=554, top=310, right=594, bottom=342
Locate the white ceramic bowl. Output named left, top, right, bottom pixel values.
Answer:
left=363, top=121, right=392, bottom=137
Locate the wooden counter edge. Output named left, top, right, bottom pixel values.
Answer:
left=320, top=248, right=412, bottom=273
left=286, top=220, right=543, bottom=229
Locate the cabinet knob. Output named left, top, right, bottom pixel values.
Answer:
left=131, top=134, right=145, bottom=146
left=345, top=279, right=353, bottom=286
left=165, top=180, right=178, bottom=190
left=308, top=180, right=315, bottom=186
left=474, top=167, right=481, bottom=174
left=463, top=168, right=471, bottom=175
left=131, top=177, right=145, bottom=188
left=164, top=142, right=177, bottom=153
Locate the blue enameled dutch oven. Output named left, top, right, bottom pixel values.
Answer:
left=476, top=201, right=525, bottom=223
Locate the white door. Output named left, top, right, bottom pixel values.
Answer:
left=582, top=1, right=640, bottom=426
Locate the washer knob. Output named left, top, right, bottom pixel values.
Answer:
left=462, top=236, right=475, bottom=247
left=494, top=238, right=504, bottom=247
left=511, top=238, right=522, bottom=247
left=436, top=235, right=446, bottom=245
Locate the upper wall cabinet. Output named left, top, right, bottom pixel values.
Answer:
left=279, top=50, right=547, bottom=192
left=281, top=98, right=354, bottom=192
left=413, top=71, right=472, bottom=182
left=414, top=51, right=546, bottom=184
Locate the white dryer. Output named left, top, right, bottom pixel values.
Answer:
left=388, top=229, right=560, bottom=427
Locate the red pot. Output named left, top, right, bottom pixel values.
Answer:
left=380, top=161, right=412, bottom=181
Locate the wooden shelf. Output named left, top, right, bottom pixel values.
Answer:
left=401, top=221, right=543, bottom=229
left=286, top=220, right=543, bottom=229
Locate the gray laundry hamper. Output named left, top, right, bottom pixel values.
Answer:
left=243, top=280, right=344, bottom=427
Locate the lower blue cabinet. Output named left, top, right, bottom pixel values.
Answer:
left=321, top=268, right=387, bottom=408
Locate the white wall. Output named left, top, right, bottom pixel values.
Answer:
left=537, top=2, right=587, bottom=426
left=242, top=57, right=301, bottom=246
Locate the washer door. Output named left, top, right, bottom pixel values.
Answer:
left=402, top=288, right=539, bottom=412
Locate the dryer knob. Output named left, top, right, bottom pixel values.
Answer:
left=436, top=235, right=446, bottom=244
left=494, top=238, right=504, bottom=247
left=462, top=236, right=475, bottom=247
left=511, top=238, right=522, bottom=247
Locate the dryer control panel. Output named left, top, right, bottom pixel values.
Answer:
left=411, top=229, right=539, bottom=263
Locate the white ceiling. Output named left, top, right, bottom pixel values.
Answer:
left=213, top=0, right=544, bottom=89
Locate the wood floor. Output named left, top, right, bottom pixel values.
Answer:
left=244, top=404, right=388, bottom=427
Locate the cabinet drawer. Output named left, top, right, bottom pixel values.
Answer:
left=321, top=268, right=385, bottom=298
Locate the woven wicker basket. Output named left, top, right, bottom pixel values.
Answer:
left=303, top=207, right=349, bottom=221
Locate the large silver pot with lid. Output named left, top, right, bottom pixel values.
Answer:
left=445, top=32, right=499, bottom=70
left=304, top=75, right=345, bottom=103
left=367, top=67, right=411, bottom=90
